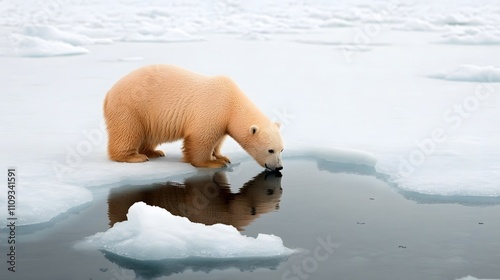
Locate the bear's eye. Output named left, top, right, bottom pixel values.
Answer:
left=268, top=149, right=274, bottom=154
left=281, top=148, right=284, bottom=152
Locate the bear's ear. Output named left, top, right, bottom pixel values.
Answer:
left=274, top=122, right=281, bottom=128
left=250, top=125, right=259, bottom=135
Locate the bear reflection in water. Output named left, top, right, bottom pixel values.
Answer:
left=108, top=170, right=283, bottom=231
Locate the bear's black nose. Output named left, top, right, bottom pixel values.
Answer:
left=275, top=167, right=283, bottom=171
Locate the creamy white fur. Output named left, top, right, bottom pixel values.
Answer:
left=104, top=64, right=284, bottom=169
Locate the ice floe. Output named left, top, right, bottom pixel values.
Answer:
left=0, top=179, right=92, bottom=228
left=77, top=202, right=296, bottom=260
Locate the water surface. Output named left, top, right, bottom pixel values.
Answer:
left=1, top=158, right=500, bottom=280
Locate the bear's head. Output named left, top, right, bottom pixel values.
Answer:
left=246, top=121, right=284, bottom=171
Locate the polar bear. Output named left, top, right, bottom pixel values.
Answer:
left=104, top=64, right=284, bottom=170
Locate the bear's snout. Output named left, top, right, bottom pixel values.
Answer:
left=265, top=163, right=283, bottom=171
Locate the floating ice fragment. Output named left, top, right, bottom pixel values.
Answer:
left=77, top=202, right=295, bottom=261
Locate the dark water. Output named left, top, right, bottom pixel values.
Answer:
left=1, top=158, right=500, bottom=280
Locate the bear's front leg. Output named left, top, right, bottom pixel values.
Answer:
left=212, top=135, right=231, bottom=164
left=183, top=134, right=228, bottom=168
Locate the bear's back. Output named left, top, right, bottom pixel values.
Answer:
left=105, top=65, right=239, bottom=112
left=104, top=64, right=243, bottom=144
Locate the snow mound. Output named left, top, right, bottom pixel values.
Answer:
left=295, top=39, right=345, bottom=46
left=456, top=276, right=500, bottom=280
left=21, top=25, right=94, bottom=46
left=241, top=32, right=270, bottom=41
left=77, top=202, right=295, bottom=260
left=0, top=25, right=107, bottom=57
left=432, top=13, right=487, bottom=26
left=8, top=34, right=89, bottom=57
left=439, top=27, right=500, bottom=45
left=0, top=180, right=92, bottom=228
left=122, top=27, right=204, bottom=43
left=429, top=65, right=500, bottom=83
left=318, top=18, right=352, bottom=28
left=395, top=19, right=442, bottom=32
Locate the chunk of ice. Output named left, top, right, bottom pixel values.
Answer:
left=77, top=202, right=295, bottom=260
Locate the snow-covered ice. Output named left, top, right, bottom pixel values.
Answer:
left=122, top=27, right=204, bottom=43
left=394, top=19, right=443, bottom=32
left=15, top=180, right=92, bottom=227
left=77, top=202, right=295, bottom=260
left=429, top=65, right=500, bottom=83
left=21, top=25, right=95, bottom=46
left=438, top=27, right=500, bottom=45
left=7, top=34, right=90, bottom=57
left=286, top=147, right=377, bottom=167
left=1, top=0, right=499, bottom=237
left=456, top=277, right=500, bottom=280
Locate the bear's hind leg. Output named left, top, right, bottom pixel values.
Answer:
left=109, top=148, right=149, bottom=163
left=122, top=153, right=149, bottom=163
left=183, top=135, right=228, bottom=168
left=107, top=118, right=149, bottom=163
left=108, top=141, right=149, bottom=163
